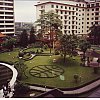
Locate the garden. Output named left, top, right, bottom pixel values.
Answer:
left=0, top=47, right=100, bottom=89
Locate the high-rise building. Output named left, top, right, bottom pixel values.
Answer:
left=35, top=0, right=100, bottom=35
left=0, top=0, right=15, bottom=35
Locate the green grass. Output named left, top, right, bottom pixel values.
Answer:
left=0, top=47, right=100, bottom=88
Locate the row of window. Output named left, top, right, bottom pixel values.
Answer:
left=87, top=3, right=99, bottom=8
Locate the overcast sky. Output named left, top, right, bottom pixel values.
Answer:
left=14, top=0, right=39, bottom=22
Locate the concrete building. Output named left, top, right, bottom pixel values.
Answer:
left=0, top=0, right=15, bottom=35
left=35, top=0, right=100, bottom=35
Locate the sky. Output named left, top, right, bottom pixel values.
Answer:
left=14, top=0, right=39, bottom=23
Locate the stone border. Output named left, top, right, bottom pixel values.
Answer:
left=0, top=62, right=18, bottom=88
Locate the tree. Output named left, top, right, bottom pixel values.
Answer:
left=89, top=25, right=100, bottom=45
left=20, top=29, right=28, bottom=48
left=29, top=27, right=36, bottom=44
left=14, top=59, right=28, bottom=80
left=79, top=38, right=91, bottom=66
left=35, top=10, right=62, bottom=53
left=2, top=38, right=16, bottom=51
left=60, top=34, right=78, bottom=63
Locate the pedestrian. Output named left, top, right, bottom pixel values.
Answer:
left=8, top=83, right=11, bottom=93
left=2, top=85, right=8, bottom=97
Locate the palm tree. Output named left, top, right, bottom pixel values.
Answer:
left=35, top=10, right=62, bottom=53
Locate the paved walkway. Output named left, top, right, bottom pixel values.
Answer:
left=0, top=63, right=18, bottom=98
left=29, top=79, right=100, bottom=95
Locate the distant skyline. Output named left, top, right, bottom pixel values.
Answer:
left=14, top=0, right=38, bottom=23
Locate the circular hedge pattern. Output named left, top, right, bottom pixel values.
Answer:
left=29, top=65, right=64, bottom=78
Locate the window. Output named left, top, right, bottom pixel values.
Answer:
left=69, top=31, right=70, bottom=33
left=61, top=11, right=63, bottom=14
left=82, top=26, right=83, bottom=28
left=69, top=12, right=71, bottom=15
left=79, top=23, right=80, bottom=25
left=69, top=7, right=71, bottom=9
left=87, top=26, right=89, bottom=28
left=87, top=4, right=90, bottom=7
left=96, top=8, right=99, bottom=11
left=65, top=16, right=67, bottom=19
left=65, top=11, right=67, bottom=14
left=64, top=30, right=67, bottom=34
left=51, top=5, right=54, bottom=8
left=82, top=22, right=84, bottom=24
left=91, top=22, right=93, bottom=25
left=69, top=17, right=71, bottom=19
left=82, top=18, right=84, bottom=20
left=83, top=9, right=84, bottom=11
left=61, top=16, right=63, bottom=19
left=76, top=4, right=78, bottom=6
left=79, top=4, right=81, bottom=6
left=87, top=18, right=89, bottom=20
left=87, top=22, right=89, bottom=24
left=87, top=13, right=89, bottom=16
left=76, top=13, right=78, bottom=15
left=92, top=13, right=94, bottom=15
left=61, top=6, right=63, bottom=9
left=95, top=17, right=99, bottom=20
left=92, top=9, right=94, bottom=11
left=64, top=26, right=67, bottom=29
left=69, top=21, right=70, bottom=24
left=69, top=26, right=70, bottom=29
left=83, top=4, right=84, bottom=7
left=65, top=6, right=67, bottom=9
left=87, top=9, right=89, bottom=11
left=73, top=8, right=74, bottom=10
left=79, top=10, right=81, bottom=12
left=79, top=19, right=81, bottom=20
left=96, top=3, right=99, bottom=7
left=76, top=8, right=78, bottom=11
left=95, top=22, right=98, bottom=24
left=91, top=18, right=94, bottom=20
left=95, top=12, right=99, bottom=15
left=91, top=4, right=94, bottom=7
left=82, top=13, right=84, bottom=16
left=56, top=5, right=58, bottom=8
left=65, top=21, right=67, bottom=24
left=82, top=30, right=83, bottom=32
left=72, top=12, right=74, bottom=15
left=72, top=21, right=74, bottom=24
left=72, top=26, right=74, bottom=29
left=56, top=10, right=58, bottom=13
left=41, top=6, right=43, bottom=9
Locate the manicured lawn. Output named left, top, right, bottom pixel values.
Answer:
left=0, top=47, right=100, bottom=88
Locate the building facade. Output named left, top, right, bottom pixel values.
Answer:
left=35, top=0, right=100, bottom=35
left=0, top=0, right=15, bottom=35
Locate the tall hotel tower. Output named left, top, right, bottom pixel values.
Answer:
left=35, top=0, right=100, bottom=35
left=0, top=0, right=15, bottom=35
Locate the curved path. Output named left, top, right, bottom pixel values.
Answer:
left=0, top=62, right=18, bottom=98
left=29, top=79, right=100, bottom=95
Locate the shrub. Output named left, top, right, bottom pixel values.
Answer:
left=74, top=74, right=79, bottom=83
left=18, top=51, right=24, bottom=57
left=55, top=50, right=59, bottom=55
